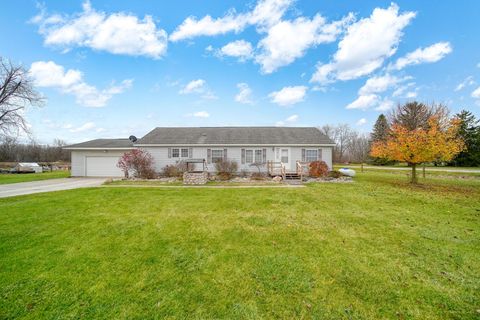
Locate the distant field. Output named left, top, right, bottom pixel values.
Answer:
left=0, top=171, right=70, bottom=185
left=0, top=171, right=479, bottom=319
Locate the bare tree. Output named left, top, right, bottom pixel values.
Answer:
left=0, top=57, right=44, bottom=137
left=389, top=102, right=449, bottom=131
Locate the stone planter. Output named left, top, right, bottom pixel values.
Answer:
left=183, top=171, right=208, bottom=185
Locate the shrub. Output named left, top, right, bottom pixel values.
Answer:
left=309, top=161, right=329, bottom=177
left=327, top=170, right=342, bottom=178
left=214, top=159, right=238, bottom=180
left=251, top=172, right=265, bottom=180
left=162, top=162, right=187, bottom=177
left=117, top=149, right=156, bottom=179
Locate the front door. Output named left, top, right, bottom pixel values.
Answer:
left=280, top=148, right=290, bottom=170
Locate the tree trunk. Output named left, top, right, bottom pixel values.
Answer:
left=410, top=163, right=417, bottom=184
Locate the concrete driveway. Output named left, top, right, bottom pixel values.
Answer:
left=0, top=178, right=106, bottom=198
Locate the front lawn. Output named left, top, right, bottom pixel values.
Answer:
left=0, top=171, right=70, bottom=185
left=0, top=172, right=479, bottom=319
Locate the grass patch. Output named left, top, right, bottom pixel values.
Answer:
left=0, top=171, right=70, bottom=185
left=0, top=172, right=479, bottom=319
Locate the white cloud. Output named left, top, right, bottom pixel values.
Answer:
left=346, top=94, right=379, bottom=110
left=268, top=86, right=308, bottom=106
left=256, top=13, right=354, bottom=73
left=405, top=91, right=417, bottom=98
left=69, top=122, right=96, bottom=133
left=29, top=60, right=132, bottom=107
left=189, top=111, right=210, bottom=118
left=170, top=0, right=292, bottom=41
left=392, top=82, right=415, bottom=97
left=179, top=79, right=217, bottom=100
left=32, top=1, right=168, bottom=58
left=179, top=79, right=206, bottom=94
left=359, top=74, right=409, bottom=95
left=375, top=99, right=395, bottom=111
left=356, top=118, right=367, bottom=126
left=389, top=42, right=452, bottom=70
left=275, top=114, right=299, bottom=126
left=311, top=3, right=415, bottom=83
left=219, top=40, right=253, bottom=61
left=471, top=86, right=480, bottom=99
left=235, top=83, right=253, bottom=104
left=455, top=76, right=475, bottom=92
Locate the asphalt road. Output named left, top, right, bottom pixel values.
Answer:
left=0, top=178, right=106, bottom=198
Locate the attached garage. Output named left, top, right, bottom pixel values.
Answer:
left=86, top=156, right=123, bottom=177
left=64, top=139, right=134, bottom=177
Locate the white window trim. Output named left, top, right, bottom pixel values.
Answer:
left=211, top=149, right=224, bottom=163
left=245, top=149, right=264, bottom=164
left=305, top=149, right=318, bottom=162
left=172, top=147, right=189, bottom=158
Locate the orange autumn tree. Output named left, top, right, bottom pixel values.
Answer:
left=370, top=116, right=464, bottom=183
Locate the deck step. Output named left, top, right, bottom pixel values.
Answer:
left=284, top=173, right=301, bottom=180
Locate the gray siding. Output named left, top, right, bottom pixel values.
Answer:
left=143, top=146, right=333, bottom=173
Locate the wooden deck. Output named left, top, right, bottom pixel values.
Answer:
left=267, top=161, right=309, bottom=181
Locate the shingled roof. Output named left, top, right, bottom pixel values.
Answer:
left=64, top=139, right=134, bottom=149
left=136, top=127, right=334, bottom=145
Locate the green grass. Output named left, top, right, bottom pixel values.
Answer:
left=0, top=171, right=70, bottom=185
left=0, top=172, right=479, bottom=319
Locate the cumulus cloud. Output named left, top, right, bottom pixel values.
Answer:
left=389, top=42, right=452, bottom=70
left=375, top=99, right=395, bottom=111
left=235, top=83, right=253, bottom=104
left=455, top=76, right=475, bottom=92
left=346, top=94, right=379, bottom=110
left=347, top=74, right=408, bottom=111
left=219, top=40, right=253, bottom=61
left=186, top=111, right=210, bottom=118
left=356, top=118, right=367, bottom=126
left=32, top=1, right=168, bottom=58
left=29, top=60, right=132, bottom=107
left=359, top=74, right=409, bottom=95
left=311, top=3, right=415, bottom=84
left=275, top=114, right=299, bottom=126
left=268, top=86, right=308, bottom=106
left=170, top=0, right=292, bottom=41
left=256, top=13, right=354, bottom=73
left=69, top=122, right=96, bottom=133
left=179, top=79, right=217, bottom=100
left=471, top=87, right=480, bottom=99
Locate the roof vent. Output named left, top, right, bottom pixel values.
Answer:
left=129, top=135, right=137, bottom=142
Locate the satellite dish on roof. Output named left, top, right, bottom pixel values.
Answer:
left=129, top=135, right=137, bottom=142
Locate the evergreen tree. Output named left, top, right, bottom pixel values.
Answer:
left=370, top=114, right=393, bottom=165
left=450, top=110, right=480, bottom=166
left=371, top=114, right=389, bottom=142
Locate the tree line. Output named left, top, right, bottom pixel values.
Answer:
left=0, top=136, right=70, bottom=163
left=320, top=104, right=480, bottom=169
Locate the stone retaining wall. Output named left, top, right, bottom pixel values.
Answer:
left=183, top=171, right=208, bottom=185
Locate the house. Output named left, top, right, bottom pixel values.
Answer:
left=15, top=162, right=43, bottom=173
left=64, top=127, right=335, bottom=177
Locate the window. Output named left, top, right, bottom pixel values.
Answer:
left=281, top=149, right=288, bottom=163
left=172, top=148, right=189, bottom=158
left=245, top=150, right=253, bottom=163
left=211, top=149, right=224, bottom=163
left=305, top=149, right=318, bottom=162
left=244, top=149, right=264, bottom=164
left=172, top=148, right=180, bottom=158
left=255, top=150, right=263, bottom=163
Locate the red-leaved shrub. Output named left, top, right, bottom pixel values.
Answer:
left=117, top=149, right=156, bottom=179
left=309, top=160, right=329, bottom=177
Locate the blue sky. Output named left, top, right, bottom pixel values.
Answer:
left=1, top=0, right=479, bottom=143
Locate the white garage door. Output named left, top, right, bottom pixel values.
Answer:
left=86, top=156, right=123, bottom=177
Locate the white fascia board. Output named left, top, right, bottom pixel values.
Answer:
left=63, top=147, right=134, bottom=150
left=134, top=144, right=336, bottom=147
